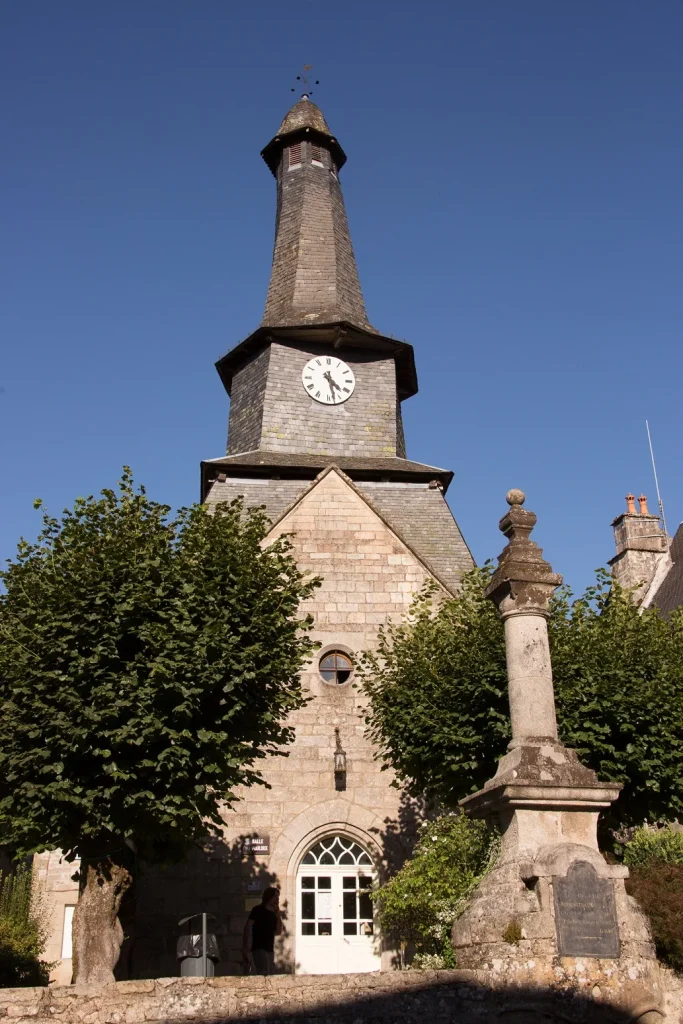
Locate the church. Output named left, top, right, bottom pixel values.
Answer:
left=36, top=94, right=473, bottom=980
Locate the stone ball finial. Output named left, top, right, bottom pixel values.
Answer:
left=506, top=489, right=526, bottom=506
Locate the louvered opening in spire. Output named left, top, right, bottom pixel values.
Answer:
left=259, top=98, right=375, bottom=333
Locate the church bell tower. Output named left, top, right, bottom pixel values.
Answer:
left=195, top=95, right=473, bottom=976
left=202, top=94, right=472, bottom=593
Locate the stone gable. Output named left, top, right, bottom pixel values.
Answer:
left=265, top=467, right=439, bottom=629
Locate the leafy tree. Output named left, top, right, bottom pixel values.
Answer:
left=0, top=866, right=52, bottom=988
left=360, top=566, right=683, bottom=830
left=550, top=571, right=683, bottom=829
left=0, top=472, right=319, bottom=984
left=360, top=568, right=509, bottom=806
left=372, top=814, right=497, bottom=968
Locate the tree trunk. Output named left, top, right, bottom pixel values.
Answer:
left=72, top=851, right=133, bottom=985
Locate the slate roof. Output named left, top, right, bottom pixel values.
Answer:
left=651, top=523, right=683, bottom=616
left=261, top=97, right=347, bottom=174
left=202, top=451, right=453, bottom=497
left=205, top=466, right=473, bottom=596
left=277, top=97, right=331, bottom=136
left=358, top=481, right=473, bottom=593
left=260, top=94, right=370, bottom=332
left=205, top=476, right=310, bottom=529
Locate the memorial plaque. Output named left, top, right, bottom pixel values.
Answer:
left=553, top=860, right=620, bottom=958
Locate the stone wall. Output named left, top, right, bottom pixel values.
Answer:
left=2, top=967, right=682, bottom=1024
left=33, top=851, right=78, bottom=986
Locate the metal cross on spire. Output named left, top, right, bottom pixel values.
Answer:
left=291, top=64, right=320, bottom=97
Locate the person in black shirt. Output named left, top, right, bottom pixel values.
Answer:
left=242, top=887, right=282, bottom=975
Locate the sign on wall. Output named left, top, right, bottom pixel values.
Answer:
left=241, top=834, right=271, bottom=857
left=553, top=861, right=620, bottom=958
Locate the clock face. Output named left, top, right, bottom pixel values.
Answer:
left=301, top=356, right=356, bottom=405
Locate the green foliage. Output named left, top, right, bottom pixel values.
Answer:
left=360, top=568, right=509, bottom=806
left=622, top=825, right=683, bottom=868
left=0, top=472, right=320, bottom=863
left=550, top=570, right=683, bottom=828
left=371, top=814, right=498, bottom=967
left=0, top=867, right=52, bottom=987
left=361, top=566, right=683, bottom=828
left=626, top=863, right=683, bottom=974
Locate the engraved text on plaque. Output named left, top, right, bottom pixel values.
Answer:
left=553, top=860, right=620, bottom=958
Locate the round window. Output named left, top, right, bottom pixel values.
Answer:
left=319, top=651, right=353, bottom=685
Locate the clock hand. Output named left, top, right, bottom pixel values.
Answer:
left=324, top=371, right=342, bottom=392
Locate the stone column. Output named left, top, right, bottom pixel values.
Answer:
left=451, top=491, right=660, bottom=1018
left=488, top=489, right=560, bottom=745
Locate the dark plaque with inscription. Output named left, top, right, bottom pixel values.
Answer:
left=554, top=860, right=620, bottom=958
left=241, top=834, right=270, bottom=857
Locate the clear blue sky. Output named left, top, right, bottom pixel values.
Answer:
left=2, top=1, right=682, bottom=595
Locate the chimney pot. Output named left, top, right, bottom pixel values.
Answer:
left=638, top=494, right=650, bottom=515
left=625, top=493, right=636, bottom=514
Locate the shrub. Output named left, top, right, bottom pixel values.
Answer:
left=626, top=863, right=683, bottom=974
left=0, top=867, right=51, bottom=988
left=622, top=825, right=683, bottom=868
left=371, top=814, right=498, bottom=969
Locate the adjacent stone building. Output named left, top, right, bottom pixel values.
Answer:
left=36, top=94, right=473, bottom=982
left=609, top=493, right=683, bottom=612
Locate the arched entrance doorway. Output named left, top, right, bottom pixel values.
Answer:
left=295, top=835, right=381, bottom=974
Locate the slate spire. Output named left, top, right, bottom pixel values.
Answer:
left=260, top=96, right=374, bottom=332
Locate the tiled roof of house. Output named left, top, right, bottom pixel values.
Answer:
left=651, top=523, right=683, bottom=616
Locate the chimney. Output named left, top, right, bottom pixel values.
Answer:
left=609, top=493, right=668, bottom=601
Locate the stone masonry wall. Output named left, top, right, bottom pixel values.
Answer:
left=33, top=851, right=79, bottom=986
left=259, top=342, right=401, bottom=457
left=3, top=966, right=682, bottom=1024
left=121, top=469, right=438, bottom=980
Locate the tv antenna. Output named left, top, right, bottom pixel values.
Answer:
left=646, top=419, right=668, bottom=538
left=291, top=64, right=320, bottom=97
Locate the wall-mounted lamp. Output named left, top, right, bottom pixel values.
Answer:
left=334, top=727, right=347, bottom=791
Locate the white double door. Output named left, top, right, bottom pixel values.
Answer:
left=296, top=865, right=380, bottom=974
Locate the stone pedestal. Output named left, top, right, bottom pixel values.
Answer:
left=452, top=491, right=664, bottom=1021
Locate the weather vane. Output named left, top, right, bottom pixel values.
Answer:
left=291, top=64, right=320, bottom=97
